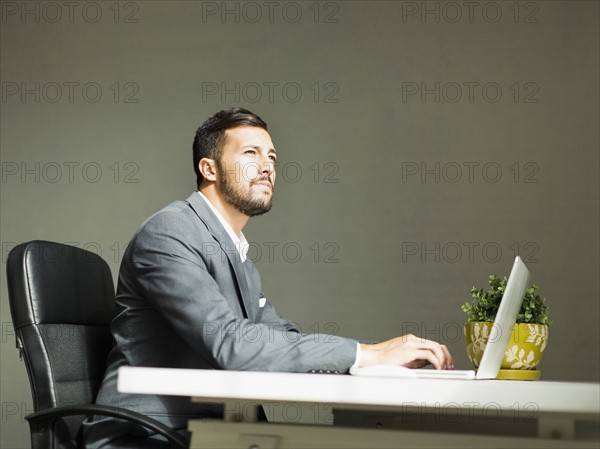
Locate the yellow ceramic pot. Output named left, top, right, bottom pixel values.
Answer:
left=464, top=322, right=548, bottom=370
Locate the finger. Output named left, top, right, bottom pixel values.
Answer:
left=440, top=344, right=454, bottom=369
left=411, top=348, right=442, bottom=370
left=413, top=340, right=446, bottom=369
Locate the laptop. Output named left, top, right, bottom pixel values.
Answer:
left=350, top=256, right=531, bottom=380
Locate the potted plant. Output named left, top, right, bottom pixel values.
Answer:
left=461, top=274, right=550, bottom=380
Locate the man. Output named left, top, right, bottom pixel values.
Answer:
left=84, top=108, right=452, bottom=448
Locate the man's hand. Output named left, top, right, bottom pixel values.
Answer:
left=359, top=334, right=454, bottom=370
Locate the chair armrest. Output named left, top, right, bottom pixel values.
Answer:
left=26, top=404, right=189, bottom=449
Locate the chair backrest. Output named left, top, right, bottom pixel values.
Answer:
left=6, top=240, right=115, bottom=416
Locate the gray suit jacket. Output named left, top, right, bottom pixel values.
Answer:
left=87, top=192, right=357, bottom=435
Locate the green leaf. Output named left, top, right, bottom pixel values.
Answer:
left=462, top=272, right=551, bottom=325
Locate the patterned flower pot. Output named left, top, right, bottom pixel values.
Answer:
left=464, top=322, right=549, bottom=372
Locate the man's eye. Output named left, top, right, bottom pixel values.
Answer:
left=245, top=149, right=256, bottom=155
left=269, top=156, right=277, bottom=162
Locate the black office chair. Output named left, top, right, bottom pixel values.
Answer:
left=6, top=240, right=189, bottom=449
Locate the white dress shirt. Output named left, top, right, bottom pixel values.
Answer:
left=198, top=191, right=249, bottom=262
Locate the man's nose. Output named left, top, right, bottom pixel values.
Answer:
left=259, top=156, right=275, bottom=175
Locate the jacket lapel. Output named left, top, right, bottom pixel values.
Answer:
left=184, top=192, right=255, bottom=321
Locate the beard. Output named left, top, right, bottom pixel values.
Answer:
left=216, top=162, right=273, bottom=217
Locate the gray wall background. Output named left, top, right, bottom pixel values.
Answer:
left=1, top=1, right=598, bottom=447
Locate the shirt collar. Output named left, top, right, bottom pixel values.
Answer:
left=197, top=191, right=249, bottom=262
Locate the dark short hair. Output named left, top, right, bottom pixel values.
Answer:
left=193, top=108, right=268, bottom=188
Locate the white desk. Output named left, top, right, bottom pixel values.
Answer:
left=118, top=367, right=600, bottom=448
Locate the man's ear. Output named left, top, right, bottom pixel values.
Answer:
left=199, top=158, right=217, bottom=182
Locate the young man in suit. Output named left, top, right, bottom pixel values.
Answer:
left=84, top=108, right=453, bottom=448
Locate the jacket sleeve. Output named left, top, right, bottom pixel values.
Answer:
left=126, top=210, right=358, bottom=373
